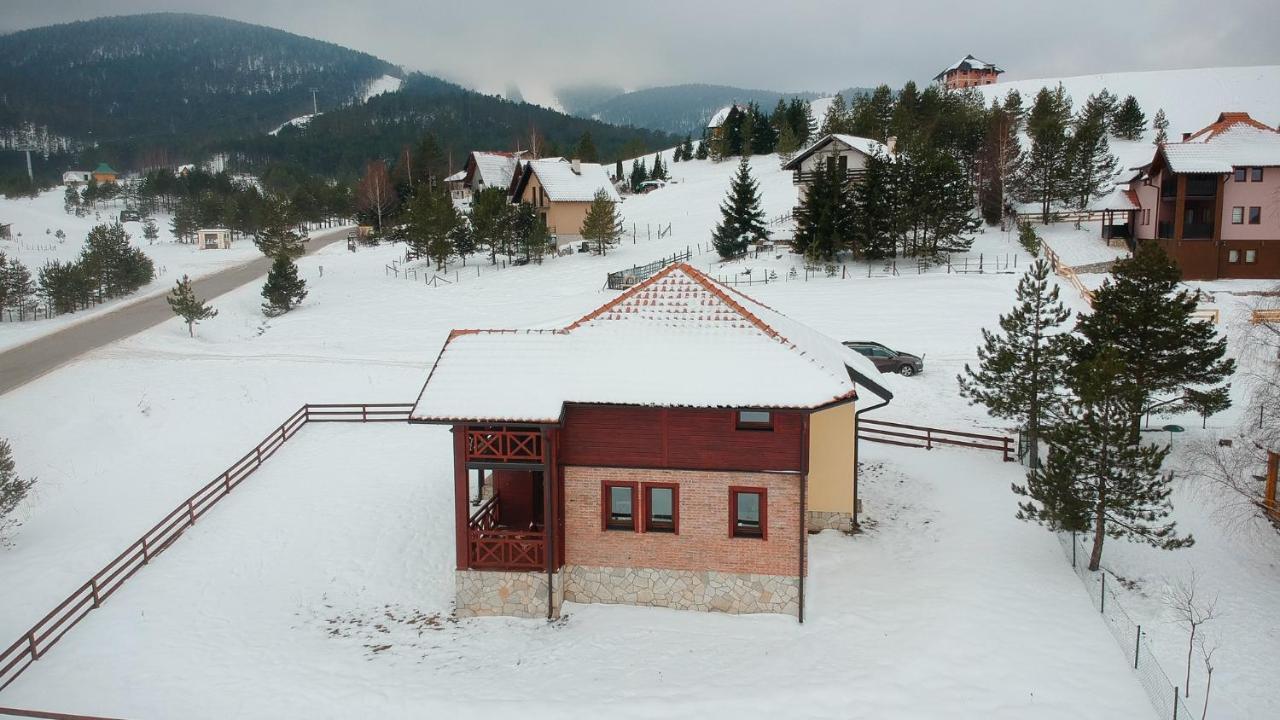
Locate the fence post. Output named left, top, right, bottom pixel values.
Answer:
left=1173, top=688, right=1179, bottom=720
left=187, top=498, right=196, bottom=526
left=141, top=536, right=150, bottom=564
left=925, top=429, right=932, bottom=450
left=1134, top=624, right=1141, bottom=669
left=1100, top=573, right=1106, bottom=614
left=1072, top=532, right=1077, bottom=568
left=90, top=578, right=101, bottom=608
left=27, top=631, right=37, bottom=660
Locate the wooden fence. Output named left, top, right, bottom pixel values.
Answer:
left=1042, top=244, right=1097, bottom=306
left=0, top=403, right=414, bottom=692
left=859, top=418, right=1014, bottom=462
left=605, top=249, right=692, bottom=290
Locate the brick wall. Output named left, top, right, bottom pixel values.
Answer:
left=563, top=466, right=804, bottom=578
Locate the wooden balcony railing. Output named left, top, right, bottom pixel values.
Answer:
left=466, top=495, right=546, bottom=571
left=464, top=426, right=544, bottom=464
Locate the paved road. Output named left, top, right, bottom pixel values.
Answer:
left=0, top=227, right=352, bottom=396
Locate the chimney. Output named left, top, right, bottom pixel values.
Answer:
left=886, top=136, right=898, bottom=155
left=571, top=158, right=581, bottom=174
left=1181, top=132, right=1192, bottom=142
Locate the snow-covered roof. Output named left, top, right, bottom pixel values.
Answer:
left=444, top=170, right=467, bottom=183
left=1087, top=186, right=1139, bottom=212
left=1158, top=112, right=1280, bottom=173
left=466, top=151, right=525, bottom=191
left=516, top=159, right=621, bottom=203
left=934, top=55, right=1003, bottom=81
left=707, top=104, right=740, bottom=129
left=409, top=263, right=891, bottom=423
left=782, top=134, right=892, bottom=171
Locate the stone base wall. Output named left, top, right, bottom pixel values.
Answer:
left=455, top=569, right=563, bottom=619
left=564, top=565, right=799, bottom=617
left=806, top=510, right=854, bottom=533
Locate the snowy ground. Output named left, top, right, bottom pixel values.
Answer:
left=0, top=153, right=1272, bottom=718
left=1036, top=222, right=1131, bottom=269
left=0, top=188, right=262, bottom=351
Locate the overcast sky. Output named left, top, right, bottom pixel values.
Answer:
left=5, top=0, right=1279, bottom=105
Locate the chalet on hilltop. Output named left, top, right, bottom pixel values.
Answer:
left=933, top=55, right=1003, bottom=90
left=461, top=150, right=528, bottom=198
left=782, top=133, right=895, bottom=199
left=511, top=158, right=620, bottom=244
left=1115, top=112, right=1280, bottom=279
left=408, top=263, right=892, bottom=620
left=705, top=104, right=743, bottom=141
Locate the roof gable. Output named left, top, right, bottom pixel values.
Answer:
left=515, top=159, right=620, bottom=203
left=1156, top=112, right=1280, bottom=173
left=782, top=133, right=891, bottom=171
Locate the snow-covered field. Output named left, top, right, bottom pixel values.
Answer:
left=0, top=189, right=261, bottom=351
left=0, top=153, right=1273, bottom=718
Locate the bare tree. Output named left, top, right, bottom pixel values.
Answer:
left=1164, top=570, right=1220, bottom=698
left=356, top=160, right=397, bottom=231
left=1198, top=634, right=1218, bottom=720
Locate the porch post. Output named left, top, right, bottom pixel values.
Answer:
left=1173, top=174, right=1187, bottom=241
left=543, top=428, right=557, bottom=619
left=453, top=425, right=470, bottom=570
left=1266, top=451, right=1279, bottom=520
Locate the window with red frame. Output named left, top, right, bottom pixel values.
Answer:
left=601, top=481, right=638, bottom=531
left=729, top=487, right=766, bottom=539
left=644, top=483, right=679, bottom=533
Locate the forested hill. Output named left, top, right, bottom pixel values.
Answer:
left=236, top=73, right=677, bottom=180
left=0, top=13, right=398, bottom=146
left=565, top=84, right=824, bottom=135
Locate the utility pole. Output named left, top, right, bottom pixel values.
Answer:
left=309, top=87, right=318, bottom=116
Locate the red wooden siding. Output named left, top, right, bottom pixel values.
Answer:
left=559, top=405, right=805, bottom=472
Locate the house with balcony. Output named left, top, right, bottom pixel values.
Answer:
left=408, top=263, right=893, bottom=621
left=1125, top=112, right=1280, bottom=279
left=706, top=104, right=743, bottom=141
left=933, top=55, right=1004, bottom=90
left=511, top=158, right=620, bottom=245
left=782, top=133, right=894, bottom=200
left=461, top=150, right=529, bottom=197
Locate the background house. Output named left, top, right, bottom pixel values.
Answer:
left=409, top=263, right=892, bottom=620
left=91, top=163, right=119, bottom=184
left=462, top=150, right=528, bottom=197
left=62, top=170, right=91, bottom=185
left=705, top=103, right=742, bottom=141
left=933, top=55, right=1004, bottom=90
left=1125, top=111, right=1280, bottom=279
left=511, top=158, right=620, bottom=244
left=197, top=228, right=232, bottom=249
left=782, top=133, right=894, bottom=200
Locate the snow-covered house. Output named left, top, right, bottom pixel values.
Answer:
left=706, top=104, right=743, bottom=140
left=62, top=170, right=91, bottom=186
left=408, top=262, right=893, bottom=620
left=197, top=228, right=232, bottom=250
left=782, top=133, right=894, bottom=200
left=511, top=158, right=620, bottom=244
left=933, top=55, right=1004, bottom=90
left=444, top=169, right=468, bottom=200
left=461, top=151, right=528, bottom=197
left=1123, top=112, right=1280, bottom=279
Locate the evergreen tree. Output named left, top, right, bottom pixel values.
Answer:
left=775, top=120, right=800, bottom=163
left=1017, top=350, right=1191, bottom=571
left=79, top=223, right=153, bottom=299
left=898, top=146, right=980, bottom=256
left=573, top=131, right=599, bottom=163
left=0, top=438, right=37, bottom=543
left=63, top=186, right=80, bottom=215
left=1002, top=89, right=1026, bottom=132
left=142, top=218, right=160, bottom=245
left=738, top=106, right=756, bottom=158
left=1067, top=98, right=1120, bottom=209
left=37, top=260, right=89, bottom=314
left=580, top=189, right=623, bottom=256
left=850, top=152, right=898, bottom=259
left=260, top=254, right=307, bottom=316
left=650, top=153, right=666, bottom=181
left=976, top=102, right=1021, bottom=224
left=852, top=85, right=895, bottom=142
left=748, top=102, right=776, bottom=155
left=892, top=82, right=921, bottom=142
left=406, top=185, right=459, bottom=269
left=253, top=203, right=305, bottom=259
left=2, top=257, right=36, bottom=318
left=166, top=274, right=218, bottom=337
left=450, top=218, right=476, bottom=265
left=959, top=260, right=1072, bottom=468
left=629, top=159, right=648, bottom=192
left=711, top=158, right=769, bottom=258
left=1075, top=242, right=1235, bottom=439
left=681, top=134, right=695, bottom=161
left=470, top=187, right=512, bottom=264
left=819, top=93, right=849, bottom=135
left=694, top=138, right=710, bottom=160
left=1110, top=95, right=1146, bottom=141
left=509, top=202, right=552, bottom=263
left=1152, top=108, right=1170, bottom=145
left=792, top=158, right=854, bottom=262
left=615, top=158, right=624, bottom=179
left=1017, top=85, right=1073, bottom=223
left=170, top=202, right=198, bottom=243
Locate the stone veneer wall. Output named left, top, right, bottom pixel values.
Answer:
left=564, top=565, right=799, bottom=616
left=806, top=510, right=854, bottom=533
left=455, top=569, right=563, bottom=618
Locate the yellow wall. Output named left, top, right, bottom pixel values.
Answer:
left=518, top=172, right=592, bottom=236
left=807, top=402, right=856, bottom=514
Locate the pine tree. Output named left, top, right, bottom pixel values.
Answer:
left=738, top=107, right=756, bottom=158
left=1017, top=85, right=1073, bottom=223
left=899, top=146, right=980, bottom=256
left=650, top=153, right=666, bottom=181
left=1002, top=89, right=1026, bottom=132
left=711, top=158, right=769, bottom=258
left=892, top=82, right=920, bottom=142
left=170, top=202, right=198, bottom=243
left=976, top=102, right=1021, bottom=224
left=629, top=159, right=648, bottom=192
left=2, top=257, right=36, bottom=318
left=1067, top=98, right=1120, bottom=209
left=142, top=218, right=160, bottom=245
left=1110, top=95, right=1146, bottom=141
left=747, top=102, right=776, bottom=155
left=260, top=254, right=307, bottom=316
left=79, top=223, right=153, bottom=300
left=1075, top=242, right=1235, bottom=439
left=470, top=187, right=511, bottom=263
left=959, top=260, right=1072, bottom=468
left=580, top=189, right=623, bottom=256
left=1017, top=350, right=1191, bottom=571
left=166, top=274, right=217, bottom=337
left=852, top=85, right=895, bottom=142
left=792, top=158, right=854, bottom=262
left=694, top=137, right=710, bottom=161
left=573, top=131, right=599, bottom=163
left=1152, top=108, right=1170, bottom=145
left=682, top=134, right=695, bottom=161
left=0, top=438, right=37, bottom=543
left=819, top=93, right=849, bottom=136
left=253, top=203, right=305, bottom=259
left=406, top=185, right=459, bottom=269
left=775, top=121, right=800, bottom=163
left=850, top=152, right=898, bottom=259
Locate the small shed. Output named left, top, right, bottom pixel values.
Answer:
left=91, top=163, right=119, bottom=184
left=63, top=170, right=92, bottom=186
left=198, top=228, right=232, bottom=250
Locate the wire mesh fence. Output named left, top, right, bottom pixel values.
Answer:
left=1057, top=532, right=1196, bottom=720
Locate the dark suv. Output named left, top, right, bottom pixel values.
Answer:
left=843, top=341, right=924, bottom=376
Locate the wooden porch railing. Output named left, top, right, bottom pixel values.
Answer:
left=464, top=426, right=544, bottom=464
left=859, top=418, right=1013, bottom=462
left=466, top=494, right=545, bottom=571
left=0, top=402, right=414, bottom=692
